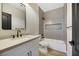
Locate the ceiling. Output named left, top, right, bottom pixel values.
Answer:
left=37, top=3, right=64, bottom=12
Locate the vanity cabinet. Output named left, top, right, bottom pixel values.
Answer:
left=0, top=37, right=40, bottom=56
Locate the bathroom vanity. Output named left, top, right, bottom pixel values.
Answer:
left=0, top=35, right=40, bottom=56
left=0, top=3, right=41, bottom=56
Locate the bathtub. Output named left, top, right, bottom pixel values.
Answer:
left=39, top=38, right=66, bottom=53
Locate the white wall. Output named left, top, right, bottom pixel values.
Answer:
left=3, top=3, right=26, bottom=29
left=44, top=7, right=65, bottom=42
left=26, top=4, right=39, bottom=34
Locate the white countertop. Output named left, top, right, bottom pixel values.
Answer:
left=0, top=35, right=40, bottom=52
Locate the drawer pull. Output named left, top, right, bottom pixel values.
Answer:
left=30, top=51, right=32, bottom=56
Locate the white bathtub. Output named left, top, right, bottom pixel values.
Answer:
left=39, top=38, right=66, bottom=53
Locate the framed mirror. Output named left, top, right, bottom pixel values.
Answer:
left=2, top=3, right=26, bottom=30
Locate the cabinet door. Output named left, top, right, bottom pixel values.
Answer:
left=32, top=39, right=40, bottom=56
left=1, top=43, right=29, bottom=56
left=27, top=37, right=40, bottom=56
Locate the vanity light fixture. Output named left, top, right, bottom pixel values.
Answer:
left=20, top=3, right=25, bottom=7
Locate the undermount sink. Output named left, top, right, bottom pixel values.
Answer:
left=10, top=35, right=37, bottom=40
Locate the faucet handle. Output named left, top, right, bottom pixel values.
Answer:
left=20, top=34, right=22, bottom=37
left=11, top=35, right=15, bottom=38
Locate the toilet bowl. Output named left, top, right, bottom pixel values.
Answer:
left=39, top=40, right=48, bottom=53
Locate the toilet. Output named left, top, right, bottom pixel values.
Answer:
left=39, top=38, right=66, bottom=53
left=39, top=39, right=48, bottom=54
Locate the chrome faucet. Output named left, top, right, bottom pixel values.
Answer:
left=16, top=29, right=21, bottom=37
